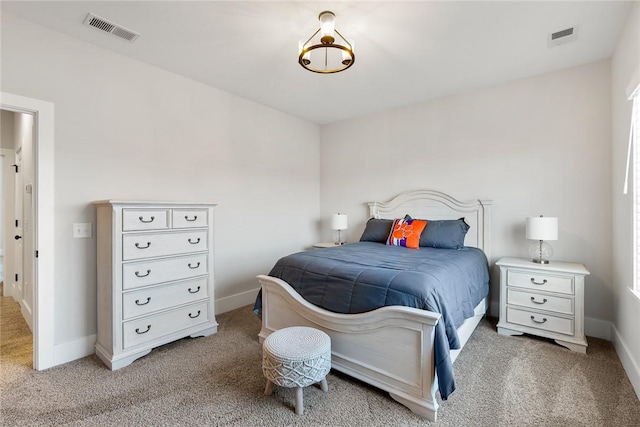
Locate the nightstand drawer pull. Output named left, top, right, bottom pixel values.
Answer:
left=188, top=262, right=201, bottom=269
left=188, top=310, right=201, bottom=319
left=135, top=269, right=151, bottom=278
left=188, top=286, right=201, bottom=294
left=530, top=278, right=547, bottom=285
left=135, top=242, right=151, bottom=249
left=135, top=325, right=151, bottom=334
left=138, top=216, right=155, bottom=223
left=185, top=215, right=198, bottom=222
left=188, top=237, right=201, bottom=244
left=530, top=297, right=547, bottom=305
left=135, top=297, right=151, bottom=306
left=530, top=316, right=547, bottom=324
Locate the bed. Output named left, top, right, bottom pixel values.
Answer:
left=256, top=190, right=492, bottom=421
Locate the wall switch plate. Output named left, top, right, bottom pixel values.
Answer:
left=73, top=223, right=92, bottom=238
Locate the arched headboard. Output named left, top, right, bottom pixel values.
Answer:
left=368, top=190, right=493, bottom=261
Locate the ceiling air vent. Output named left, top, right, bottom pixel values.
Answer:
left=548, top=26, right=577, bottom=47
left=83, top=13, right=140, bottom=42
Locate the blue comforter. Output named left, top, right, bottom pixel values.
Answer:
left=254, top=241, right=489, bottom=399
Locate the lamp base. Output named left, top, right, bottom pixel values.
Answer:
left=528, top=240, right=553, bottom=265
left=532, top=258, right=550, bottom=264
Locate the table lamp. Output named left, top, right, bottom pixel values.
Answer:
left=525, top=215, right=558, bottom=264
left=331, top=213, right=348, bottom=245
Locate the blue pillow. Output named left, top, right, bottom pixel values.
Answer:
left=419, top=217, right=470, bottom=249
left=359, top=218, right=393, bottom=243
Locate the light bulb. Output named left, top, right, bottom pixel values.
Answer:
left=298, top=40, right=311, bottom=65
left=342, top=39, right=354, bottom=65
left=319, top=11, right=335, bottom=44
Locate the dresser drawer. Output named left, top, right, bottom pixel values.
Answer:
left=122, top=254, right=208, bottom=290
left=506, top=307, right=574, bottom=336
left=507, top=270, right=574, bottom=295
left=122, top=277, right=209, bottom=320
left=122, top=230, right=208, bottom=261
left=507, top=288, right=574, bottom=315
left=122, top=301, right=209, bottom=349
left=123, top=209, right=169, bottom=231
left=172, top=209, right=209, bottom=229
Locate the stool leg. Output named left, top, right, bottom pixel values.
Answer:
left=319, top=377, right=328, bottom=392
left=294, top=387, right=304, bottom=415
left=264, top=380, right=273, bottom=396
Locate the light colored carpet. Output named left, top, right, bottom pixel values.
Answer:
left=1, top=304, right=639, bottom=426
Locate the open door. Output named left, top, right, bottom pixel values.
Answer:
left=1, top=92, right=55, bottom=370
left=13, top=144, right=34, bottom=331
left=13, top=148, right=25, bottom=319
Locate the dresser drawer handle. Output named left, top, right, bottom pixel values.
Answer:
left=135, top=269, right=151, bottom=278
left=530, top=316, right=547, bottom=324
left=188, top=238, right=201, bottom=244
left=530, top=297, right=547, bottom=305
left=189, top=310, right=201, bottom=319
left=188, top=286, right=201, bottom=294
left=530, top=278, right=547, bottom=285
left=135, top=297, right=151, bottom=306
left=135, top=325, right=151, bottom=334
left=185, top=215, right=198, bottom=222
left=188, top=262, right=201, bottom=269
left=138, top=216, right=155, bottom=223
left=135, top=242, right=151, bottom=249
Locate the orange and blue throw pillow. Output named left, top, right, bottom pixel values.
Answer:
left=387, top=217, right=427, bottom=249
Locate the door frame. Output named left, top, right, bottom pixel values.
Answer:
left=1, top=92, right=55, bottom=370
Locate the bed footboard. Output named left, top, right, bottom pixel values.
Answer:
left=257, top=274, right=442, bottom=421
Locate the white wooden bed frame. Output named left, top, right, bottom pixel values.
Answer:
left=257, top=190, right=492, bottom=421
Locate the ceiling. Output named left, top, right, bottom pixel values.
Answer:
left=1, top=1, right=633, bottom=124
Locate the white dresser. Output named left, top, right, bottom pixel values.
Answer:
left=94, top=201, right=218, bottom=370
left=496, top=257, right=589, bottom=353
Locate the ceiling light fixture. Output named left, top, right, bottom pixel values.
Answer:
left=299, top=11, right=355, bottom=74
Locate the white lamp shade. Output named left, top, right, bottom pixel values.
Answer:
left=525, top=216, right=558, bottom=241
left=331, top=213, right=348, bottom=230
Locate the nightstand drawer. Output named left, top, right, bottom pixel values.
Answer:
left=507, top=270, right=574, bottom=295
left=507, top=288, right=574, bottom=315
left=506, top=307, right=574, bottom=336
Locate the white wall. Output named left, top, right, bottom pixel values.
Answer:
left=0, top=13, right=320, bottom=354
left=320, top=60, right=613, bottom=330
left=611, top=2, right=640, bottom=397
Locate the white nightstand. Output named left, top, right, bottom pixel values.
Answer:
left=312, top=242, right=341, bottom=249
left=496, top=257, right=590, bottom=353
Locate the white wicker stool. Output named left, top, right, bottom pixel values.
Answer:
left=262, top=326, right=331, bottom=415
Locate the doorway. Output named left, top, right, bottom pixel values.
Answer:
left=1, top=92, right=55, bottom=370
left=1, top=110, right=33, bottom=367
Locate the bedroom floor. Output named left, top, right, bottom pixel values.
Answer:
left=1, top=305, right=639, bottom=426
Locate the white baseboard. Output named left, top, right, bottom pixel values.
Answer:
left=215, top=288, right=260, bottom=314
left=53, top=334, right=97, bottom=367
left=20, top=300, right=33, bottom=332
left=611, top=324, right=640, bottom=400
